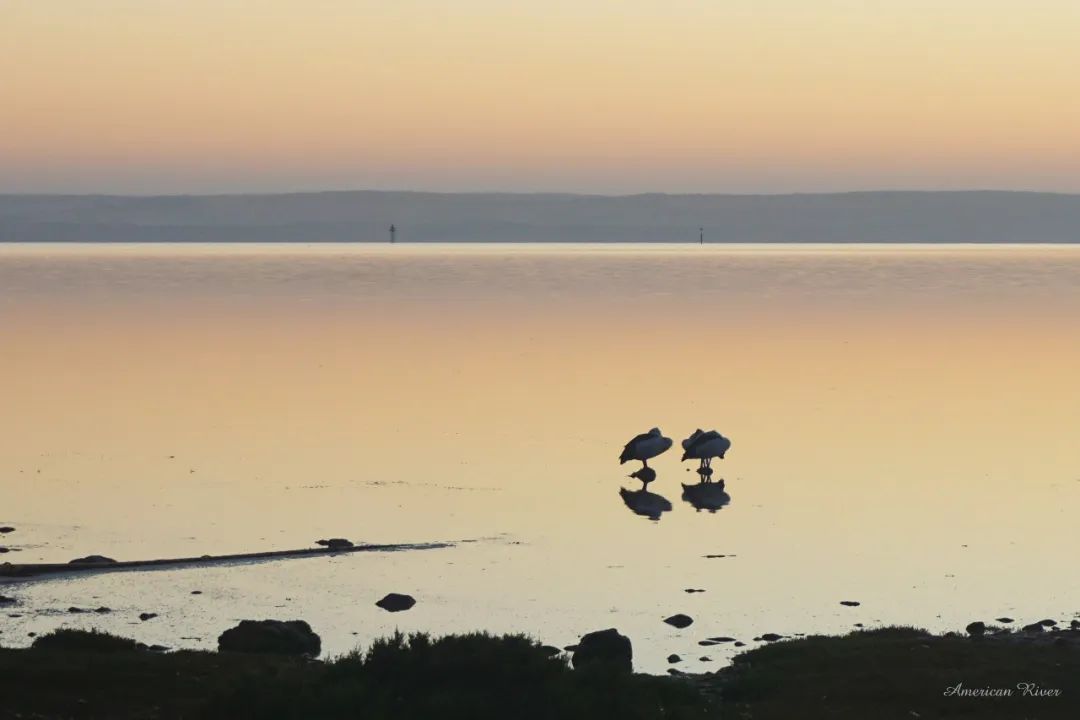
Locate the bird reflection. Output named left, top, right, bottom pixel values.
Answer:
left=681, top=478, right=731, bottom=513
left=619, top=487, right=673, bottom=521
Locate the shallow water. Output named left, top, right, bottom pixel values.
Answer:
left=2, top=243, right=1079, bottom=671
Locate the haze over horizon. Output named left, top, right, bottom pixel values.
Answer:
left=4, top=1, right=1079, bottom=195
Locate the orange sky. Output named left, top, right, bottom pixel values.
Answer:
left=3, top=1, right=1079, bottom=193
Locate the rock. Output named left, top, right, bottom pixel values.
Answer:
left=218, top=619, right=321, bottom=656
left=733, top=641, right=745, bottom=647
left=839, top=601, right=860, bottom=607
left=67, top=607, right=85, bottom=614
left=1070, top=620, right=1080, bottom=630
left=1022, top=622, right=1045, bottom=633
left=571, top=628, right=632, bottom=673
left=0, top=595, right=15, bottom=605
left=667, top=668, right=685, bottom=676
left=148, top=644, right=169, bottom=653
left=1039, top=619, right=1057, bottom=627
left=965, top=621, right=986, bottom=637
left=0, top=527, right=14, bottom=534
left=68, top=555, right=116, bottom=565
left=761, top=633, right=783, bottom=642
left=698, top=640, right=719, bottom=646
left=375, top=593, right=416, bottom=613
left=854, top=623, right=864, bottom=628
left=0, top=547, right=10, bottom=554
left=663, top=614, right=693, bottom=629
left=94, top=607, right=112, bottom=614
left=316, top=538, right=354, bottom=551
left=539, top=645, right=562, bottom=657
left=191, top=590, right=202, bottom=595
left=996, top=617, right=1014, bottom=624
left=667, top=654, right=681, bottom=663
left=684, top=588, right=706, bottom=594
left=139, top=613, right=158, bottom=621
left=708, top=637, right=736, bottom=643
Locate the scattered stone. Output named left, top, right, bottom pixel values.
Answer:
left=67, top=607, right=86, bottom=614
left=840, top=601, right=860, bottom=607
left=1022, top=622, right=1045, bottom=633
left=996, top=617, right=1014, bottom=624
left=663, top=614, right=693, bottom=629
left=191, top=591, right=203, bottom=595
left=571, top=628, right=632, bottom=673
left=0, top=547, right=10, bottom=554
left=704, top=554, right=727, bottom=559
left=1039, top=619, right=1058, bottom=627
left=0, top=595, right=15, bottom=605
left=94, top=607, right=112, bottom=614
left=854, top=623, right=864, bottom=628
left=699, top=656, right=712, bottom=662
left=965, top=621, right=986, bottom=637
left=698, top=640, right=719, bottom=646
left=68, top=555, right=116, bottom=565
left=708, top=637, right=736, bottom=643
left=0, top=527, right=14, bottom=534
left=218, top=619, right=321, bottom=656
left=375, top=593, right=416, bottom=613
left=667, top=654, right=681, bottom=663
left=684, top=588, right=706, bottom=594
left=761, top=633, right=784, bottom=642
left=148, top=645, right=169, bottom=653
left=139, top=613, right=158, bottom=622
left=667, top=668, right=685, bottom=676
left=733, top=641, right=745, bottom=647
left=316, top=538, right=354, bottom=551
left=1070, top=620, right=1080, bottom=630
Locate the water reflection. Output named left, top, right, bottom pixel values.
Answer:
left=680, top=478, right=731, bottom=513
left=618, top=487, right=673, bottom=521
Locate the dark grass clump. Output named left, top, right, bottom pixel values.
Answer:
left=208, top=631, right=706, bottom=720
left=31, top=628, right=142, bottom=653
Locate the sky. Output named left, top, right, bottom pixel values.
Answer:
left=3, top=1, right=1079, bottom=195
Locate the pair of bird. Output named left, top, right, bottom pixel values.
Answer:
left=619, top=427, right=731, bottom=488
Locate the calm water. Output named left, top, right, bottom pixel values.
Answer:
left=2, top=243, right=1079, bottom=672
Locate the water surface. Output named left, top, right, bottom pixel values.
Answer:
left=2, top=243, right=1079, bottom=671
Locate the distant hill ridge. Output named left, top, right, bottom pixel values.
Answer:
left=1, top=190, right=1078, bottom=243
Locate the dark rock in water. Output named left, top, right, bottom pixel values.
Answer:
left=708, top=637, right=736, bottom=643
left=1039, top=619, right=1057, bottom=627
left=0, top=527, right=14, bottom=534
left=965, top=621, right=986, bottom=637
left=684, top=588, right=706, bottom=594
left=704, top=554, right=727, bottom=559
left=1022, top=622, right=1045, bottom=633
left=148, top=645, right=169, bottom=653
left=699, top=656, right=712, bottom=662
left=761, top=633, right=783, bottom=642
left=0, top=595, right=15, bottom=605
left=854, top=623, right=864, bottom=628
left=316, top=538, right=354, bottom=550
left=1070, top=620, right=1080, bottom=630
left=733, top=641, right=746, bottom=647
left=667, top=654, right=681, bottom=664
left=139, top=613, right=158, bottom=621
left=698, top=640, right=719, bottom=646
left=0, top=547, right=10, bottom=554
left=95, top=607, right=112, bottom=614
left=667, top=668, right=685, bottom=676
left=664, top=614, right=693, bottom=629
left=67, top=607, right=86, bottom=614
left=191, top=590, right=203, bottom=595
left=375, top=593, right=416, bottom=613
left=218, top=619, right=321, bottom=656
left=571, top=628, right=632, bottom=673
left=996, top=617, right=1014, bottom=624
left=840, top=601, right=860, bottom=607
left=539, top=645, right=561, bottom=657
left=69, top=555, right=116, bottom=565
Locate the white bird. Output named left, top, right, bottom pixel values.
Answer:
left=619, top=428, right=673, bottom=470
left=681, top=429, right=731, bottom=480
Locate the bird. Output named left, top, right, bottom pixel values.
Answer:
left=681, top=429, right=731, bottom=481
left=619, top=428, right=673, bottom=471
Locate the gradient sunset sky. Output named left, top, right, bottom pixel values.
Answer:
left=3, top=1, right=1079, bottom=194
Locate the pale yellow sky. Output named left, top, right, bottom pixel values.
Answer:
left=3, top=1, right=1079, bottom=193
